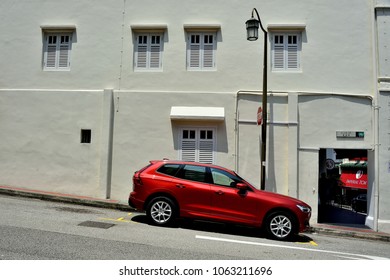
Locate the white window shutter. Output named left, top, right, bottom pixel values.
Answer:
left=273, top=44, right=285, bottom=69
left=179, top=128, right=215, bottom=164
left=46, top=45, right=57, bottom=68
left=287, top=44, right=298, bottom=69
left=136, top=45, right=147, bottom=68
left=44, top=33, right=72, bottom=70
left=187, top=33, right=216, bottom=70
left=189, top=44, right=200, bottom=68
left=181, top=140, right=196, bottom=162
left=135, top=34, right=162, bottom=70
left=59, top=37, right=70, bottom=68
left=203, top=44, right=214, bottom=68
left=150, top=45, right=161, bottom=68
left=199, top=140, right=214, bottom=164
left=272, top=33, right=300, bottom=71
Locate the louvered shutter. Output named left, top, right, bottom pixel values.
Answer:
left=135, top=34, right=162, bottom=69
left=45, top=35, right=57, bottom=68
left=44, top=33, right=72, bottom=70
left=58, top=35, right=70, bottom=68
left=150, top=35, right=161, bottom=68
left=203, top=35, right=214, bottom=68
left=273, top=35, right=285, bottom=70
left=198, top=129, right=214, bottom=164
left=189, top=35, right=201, bottom=68
left=287, top=35, right=298, bottom=69
left=199, top=140, right=213, bottom=163
left=46, top=46, right=57, bottom=68
left=272, top=33, right=300, bottom=71
left=181, top=140, right=196, bottom=162
left=136, top=35, right=147, bottom=68
left=180, top=128, right=215, bottom=164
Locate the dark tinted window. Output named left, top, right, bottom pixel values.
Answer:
left=157, top=164, right=181, bottom=176
left=178, top=165, right=207, bottom=183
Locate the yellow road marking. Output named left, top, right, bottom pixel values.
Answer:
left=99, top=213, right=135, bottom=223
left=296, top=240, right=318, bottom=246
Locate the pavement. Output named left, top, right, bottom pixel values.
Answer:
left=1, top=185, right=390, bottom=243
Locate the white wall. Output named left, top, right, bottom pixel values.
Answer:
left=0, top=90, right=106, bottom=197
left=1, top=0, right=388, bottom=231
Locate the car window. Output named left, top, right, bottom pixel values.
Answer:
left=157, top=164, right=181, bottom=176
left=178, top=165, right=207, bottom=183
left=210, top=167, right=241, bottom=188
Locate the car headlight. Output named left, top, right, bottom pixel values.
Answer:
left=297, top=204, right=311, bottom=213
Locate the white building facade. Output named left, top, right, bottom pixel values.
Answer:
left=0, top=0, right=389, bottom=233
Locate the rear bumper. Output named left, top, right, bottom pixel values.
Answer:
left=128, top=192, right=144, bottom=210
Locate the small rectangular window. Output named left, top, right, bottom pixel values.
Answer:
left=81, top=129, right=91, bottom=144
left=187, top=32, right=216, bottom=70
left=179, top=127, right=215, bottom=164
left=43, top=32, right=72, bottom=70
left=134, top=33, right=163, bottom=70
left=271, top=33, right=301, bottom=71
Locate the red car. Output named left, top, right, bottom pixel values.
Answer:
left=129, top=160, right=311, bottom=241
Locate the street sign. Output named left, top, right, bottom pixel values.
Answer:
left=336, top=131, right=365, bottom=139
left=257, top=107, right=262, bottom=125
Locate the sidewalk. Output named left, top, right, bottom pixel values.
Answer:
left=1, top=185, right=389, bottom=242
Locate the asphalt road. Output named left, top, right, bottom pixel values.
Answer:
left=1, top=194, right=390, bottom=260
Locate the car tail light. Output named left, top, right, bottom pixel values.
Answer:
left=133, top=172, right=143, bottom=186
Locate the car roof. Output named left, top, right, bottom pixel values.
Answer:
left=150, top=159, right=234, bottom=172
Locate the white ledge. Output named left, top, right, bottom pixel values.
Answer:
left=170, top=106, right=225, bottom=121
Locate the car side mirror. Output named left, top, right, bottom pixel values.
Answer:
left=236, top=183, right=247, bottom=190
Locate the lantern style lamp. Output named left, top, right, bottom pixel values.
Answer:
left=246, top=16, right=260, bottom=41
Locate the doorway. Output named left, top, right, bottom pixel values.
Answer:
left=318, top=149, right=368, bottom=225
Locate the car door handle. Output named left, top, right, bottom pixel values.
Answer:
left=176, top=184, right=186, bottom=189
left=215, top=190, right=224, bottom=195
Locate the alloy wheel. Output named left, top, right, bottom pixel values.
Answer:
left=150, top=200, right=172, bottom=224
left=269, top=214, right=292, bottom=239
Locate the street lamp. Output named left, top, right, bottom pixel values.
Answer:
left=246, top=8, right=268, bottom=190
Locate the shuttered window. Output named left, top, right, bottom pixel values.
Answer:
left=187, top=33, right=216, bottom=70
left=271, top=33, right=301, bottom=71
left=43, top=33, right=72, bottom=70
left=180, top=128, right=215, bottom=164
left=135, top=33, right=163, bottom=70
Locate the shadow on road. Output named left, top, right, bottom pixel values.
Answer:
left=131, top=214, right=313, bottom=243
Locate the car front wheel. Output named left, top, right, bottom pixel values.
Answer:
left=265, top=211, right=297, bottom=241
left=146, top=197, right=177, bottom=226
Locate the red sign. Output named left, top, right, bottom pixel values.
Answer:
left=257, top=107, right=262, bottom=125
left=340, top=170, right=367, bottom=189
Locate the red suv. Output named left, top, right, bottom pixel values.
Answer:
left=129, top=160, right=311, bottom=241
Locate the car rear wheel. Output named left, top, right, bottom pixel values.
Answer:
left=147, top=197, right=177, bottom=226
left=265, top=211, right=297, bottom=241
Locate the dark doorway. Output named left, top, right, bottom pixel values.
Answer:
left=318, top=149, right=367, bottom=225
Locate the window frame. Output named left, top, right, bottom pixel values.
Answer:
left=179, top=127, right=216, bottom=164
left=210, top=167, right=242, bottom=188
left=271, top=32, right=302, bottom=72
left=134, top=32, right=164, bottom=71
left=43, top=32, right=73, bottom=71
left=186, top=32, right=217, bottom=71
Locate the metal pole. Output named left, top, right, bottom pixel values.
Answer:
left=261, top=30, right=267, bottom=190
left=252, top=8, right=268, bottom=190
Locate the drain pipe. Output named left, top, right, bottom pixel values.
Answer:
left=371, top=0, right=380, bottom=232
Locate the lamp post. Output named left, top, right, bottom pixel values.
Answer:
left=246, top=8, right=267, bottom=190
